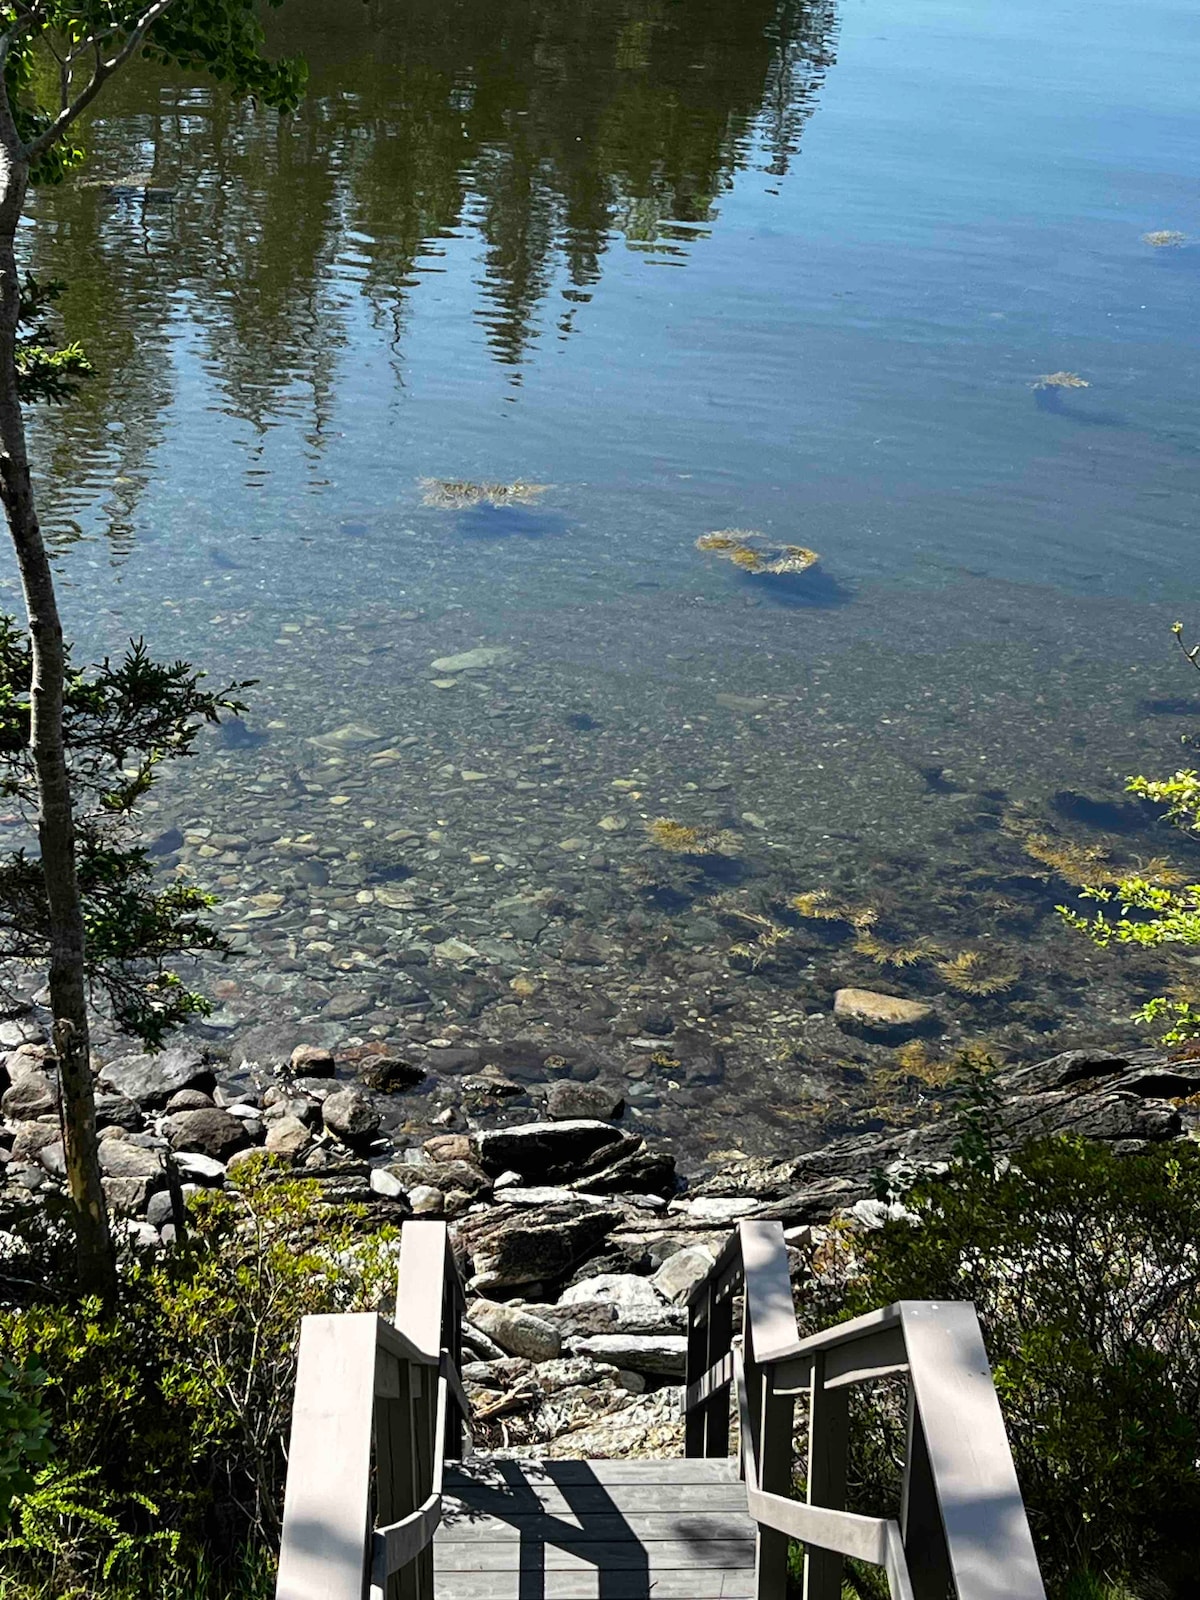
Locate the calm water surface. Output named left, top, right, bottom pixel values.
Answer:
left=11, top=0, right=1200, bottom=1155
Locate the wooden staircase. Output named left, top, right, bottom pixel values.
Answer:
left=437, top=1457, right=755, bottom=1600
left=273, top=1220, right=1048, bottom=1600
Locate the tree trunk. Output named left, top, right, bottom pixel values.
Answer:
left=0, top=151, right=114, bottom=1300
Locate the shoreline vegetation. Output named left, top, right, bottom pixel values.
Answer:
left=3, top=1035, right=1200, bottom=1597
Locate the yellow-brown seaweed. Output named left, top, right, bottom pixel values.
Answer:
left=1142, top=230, right=1187, bottom=248
left=420, top=478, right=549, bottom=509
left=935, top=949, right=1021, bottom=996
left=1031, top=372, right=1090, bottom=391
left=646, top=817, right=739, bottom=856
left=695, top=530, right=819, bottom=577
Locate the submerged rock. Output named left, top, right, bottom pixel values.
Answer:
left=429, top=646, right=512, bottom=674
left=695, top=530, right=819, bottom=577
left=833, top=987, right=936, bottom=1040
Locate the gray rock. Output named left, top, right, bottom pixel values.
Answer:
left=667, top=1197, right=760, bottom=1223
left=175, top=1151, right=226, bottom=1184
left=99, top=1045, right=213, bottom=1107
left=357, top=1055, right=425, bottom=1093
left=120, top=1219, right=162, bottom=1250
left=98, top=1140, right=165, bottom=1180
left=289, top=1043, right=337, bottom=1078
left=145, top=1189, right=179, bottom=1229
left=322, top=1087, right=382, bottom=1148
left=103, top=1176, right=155, bottom=1216
left=470, top=1301, right=562, bottom=1363
left=570, top=1143, right=676, bottom=1197
left=535, top=1357, right=619, bottom=1393
left=558, top=1273, right=667, bottom=1315
left=165, top=1088, right=215, bottom=1112
left=264, top=1116, right=314, bottom=1159
left=461, top=1319, right=507, bottom=1362
left=36, top=1140, right=66, bottom=1178
left=1, top=1073, right=57, bottom=1120
left=471, top=1120, right=634, bottom=1183
left=162, top=1107, right=249, bottom=1162
left=369, top=1167, right=405, bottom=1199
left=408, top=1184, right=444, bottom=1215
left=545, top=1081, right=625, bottom=1122
left=93, top=1093, right=143, bottom=1132
left=9, top=1122, right=60, bottom=1163
left=460, top=1205, right=622, bottom=1293
left=650, top=1245, right=716, bottom=1305
left=429, top=646, right=511, bottom=674
left=322, top=993, right=375, bottom=1022
left=571, top=1334, right=687, bottom=1378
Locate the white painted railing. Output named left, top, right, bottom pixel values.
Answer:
left=275, top=1220, right=471, bottom=1600
left=684, top=1220, right=1046, bottom=1600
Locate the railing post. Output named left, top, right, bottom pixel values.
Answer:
left=900, top=1302, right=1045, bottom=1600
left=686, top=1268, right=734, bottom=1457
left=394, top=1222, right=456, bottom=1600
left=900, top=1381, right=953, bottom=1600
left=275, top=1314, right=380, bottom=1600
left=804, top=1352, right=848, bottom=1600
left=754, top=1366, right=794, bottom=1600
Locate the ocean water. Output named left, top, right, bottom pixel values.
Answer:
left=10, top=0, right=1200, bottom=1155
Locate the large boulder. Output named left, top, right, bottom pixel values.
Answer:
left=469, top=1301, right=562, bottom=1363
left=98, top=1045, right=214, bottom=1107
left=162, top=1107, right=250, bottom=1163
left=458, top=1203, right=622, bottom=1293
left=570, top=1334, right=688, bottom=1378
left=98, top=1139, right=165, bottom=1182
left=471, top=1120, right=634, bottom=1184
left=1, top=1072, right=56, bottom=1120
left=264, top=1115, right=313, bottom=1159
left=554, top=1273, right=680, bottom=1336
left=651, top=1245, right=715, bottom=1305
left=322, top=1087, right=382, bottom=1148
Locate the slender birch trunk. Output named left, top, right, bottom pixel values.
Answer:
left=0, top=143, right=114, bottom=1299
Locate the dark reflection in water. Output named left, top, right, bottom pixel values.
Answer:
left=1033, top=388, right=1126, bottom=429
left=25, top=0, right=837, bottom=551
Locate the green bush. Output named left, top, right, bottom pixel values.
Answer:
left=0, top=1156, right=398, bottom=1596
left=0, top=1356, right=52, bottom=1527
left=802, top=1129, right=1200, bottom=1596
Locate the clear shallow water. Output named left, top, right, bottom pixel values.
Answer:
left=9, top=0, right=1200, bottom=1155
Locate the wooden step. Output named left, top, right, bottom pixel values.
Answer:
left=436, top=1457, right=756, bottom=1600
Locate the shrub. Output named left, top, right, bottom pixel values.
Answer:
left=0, top=1156, right=398, bottom=1595
left=802, top=1128, right=1200, bottom=1596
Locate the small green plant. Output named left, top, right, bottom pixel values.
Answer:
left=1061, top=623, right=1200, bottom=1045
left=0, top=1157, right=399, bottom=1594
left=0, top=1356, right=52, bottom=1528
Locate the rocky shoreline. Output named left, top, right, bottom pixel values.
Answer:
left=3, top=1032, right=1197, bottom=1455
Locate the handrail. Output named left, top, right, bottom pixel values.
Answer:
left=684, top=1220, right=1046, bottom=1600
left=275, top=1221, right=472, bottom=1600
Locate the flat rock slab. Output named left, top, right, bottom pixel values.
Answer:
left=99, top=1046, right=214, bottom=1107
left=472, top=1121, right=634, bottom=1183
left=833, top=987, right=936, bottom=1040
left=430, top=646, right=512, bottom=674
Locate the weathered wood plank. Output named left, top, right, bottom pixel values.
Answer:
left=438, top=1512, right=753, bottom=1543
left=437, top=1571, right=755, bottom=1599
left=443, top=1484, right=748, bottom=1517
left=445, top=1460, right=742, bottom=1487
left=436, top=1539, right=757, bottom=1572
